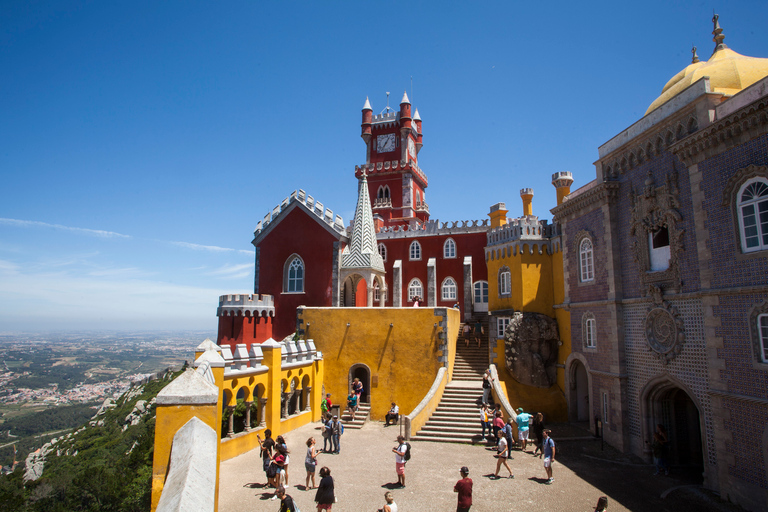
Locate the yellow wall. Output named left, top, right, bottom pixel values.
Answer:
left=299, top=307, right=460, bottom=420
left=488, top=244, right=555, bottom=315
left=552, top=246, right=571, bottom=394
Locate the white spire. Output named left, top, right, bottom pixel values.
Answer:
left=362, top=96, right=372, bottom=110
left=413, top=109, right=421, bottom=121
left=340, top=172, right=385, bottom=273
left=400, top=91, right=410, bottom=105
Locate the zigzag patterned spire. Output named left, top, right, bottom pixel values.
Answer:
left=341, top=171, right=385, bottom=272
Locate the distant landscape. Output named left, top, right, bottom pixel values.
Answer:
left=0, top=331, right=214, bottom=468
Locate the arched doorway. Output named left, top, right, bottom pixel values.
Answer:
left=569, top=360, right=589, bottom=422
left=643, top=379, right=704, bottom=481
left=348, top=364, right=371, bottom=404
left=341, top=274, right=367, bottom=307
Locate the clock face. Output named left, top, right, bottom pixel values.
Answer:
left=377, top=133, right=396, bottom=153
left=408, top=137, right=416, bottom=159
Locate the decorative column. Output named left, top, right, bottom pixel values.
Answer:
left=427, top=257, right=437, bottom=307
left=393, top=260, right=402, bottom=307
left=244, top=400, right=253, bottom=431
left=281, top=392, right=289, bottom=418
left=226, top=405, right=235, bottom=438
left=463, top=256, right=473, bottom=321
left=259, top=397, right=268, bottom=427
left=303, top=386, right=312, bottom=412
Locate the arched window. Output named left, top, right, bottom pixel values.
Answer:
left=441, top=277, right=457, bottom=301
left=579, top=238, right=594, bottom=282
left=284, top=256, right=304, bottom=293
left=498, top=267, right=511, bottom=296
left=373, top=280, right=381, bottom=302
left=408, top=279, right=423, bottom=301
left=583, top=312, right=596, bottom=348
left=378, top=243, right=387, bottom=262
left=443, top=238, right=456, bottom=259
left=738, top=178, right=768, bottom=252
left=377, top=186, right=390, bottom=200
left=758, top=314, right=768, bottom=363
left=409, top=241, right=421, bottom=260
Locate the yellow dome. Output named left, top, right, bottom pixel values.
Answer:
left=646, top=47, right=768, bottom=115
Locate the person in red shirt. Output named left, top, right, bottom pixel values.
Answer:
left=454, top=466, right=473, bottom=512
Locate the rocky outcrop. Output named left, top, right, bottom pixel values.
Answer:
left=503, top=312, right=559, bottom=388
left=123, top=397, right=155, bottom=431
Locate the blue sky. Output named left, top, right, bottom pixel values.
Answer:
left=2, top=1, right=767, bottom=331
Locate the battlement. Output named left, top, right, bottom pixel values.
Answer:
left=253, top=189, right=345, bottom=238
left=378, top=218, right=489, bottom=239
left=371, top=110, right=399, bottom=125
left=217, top=294, right=275, bottom=317
left=486, top=216, right=559, bottom=247
left=355, top=160, right=428, bottom=188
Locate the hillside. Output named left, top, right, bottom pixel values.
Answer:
left=0, top=368, right=183, bottom=512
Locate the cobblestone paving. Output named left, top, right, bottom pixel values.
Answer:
left=220, top=420, right=741, bottom=512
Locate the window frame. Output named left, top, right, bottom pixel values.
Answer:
left=378, top=243, right=387, bottom=262
left=579, top=237, right=595, bottom=282
left=498, top=267, right=511, bottom=297
left=583, top=312, right=596, bottom=349
left=283, top=255, right=305, bottom=294
left=443, top=238, right=456, bottom=259
left=409, top=240, right=422, bottom=261
left=441, top=277, right=457, bottom=301
left=407, top=278, right=423, bottom=302
left=759, top=314, right=768, bottom=364
left=497, top=316, right=511, bottom=338
left=737, top=177, right=768, bottom=253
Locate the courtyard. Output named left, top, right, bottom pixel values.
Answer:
left=219, top=420, right=739, bottom=512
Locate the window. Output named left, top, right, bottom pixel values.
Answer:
left=408, top=279, right=423, bottom=301
left=441, top=277, right=457, bottom=301
left=378, top=243, right=387, bottom=262
left=648, top=227, right=670, bottom=271
left=443, top=238, right=456, bottom=258
left=409, top=241, right=421, bottom=260
left=284, top=256, right=304, bottom=293
left=602, top=392, right=609, bottom=425
left=759, top=314, right=768, bottom=363
left=583, top=312, right=596, bottom=348
left=377, top=185, right=390, bottom=200
left=738, top=178, right=768, bottom=253
left=474, top=281, right=488, bottom=304
left=497, top=317, right=511, bottom=338
left=373, top=281, right=381, bottom=302
left=579, top=238, right=594, bottom=282
left=498, top=267, right=511, bottom=296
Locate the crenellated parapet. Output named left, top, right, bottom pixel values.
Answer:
left=355, top=160, right=428, bottom=188
left=253, top=189, right=346, bottom=238
left=485, top=216, right=561, bottom=257
left=217, top=294, right=275, bottom=317
left=377, top=218, right=490, bottom=239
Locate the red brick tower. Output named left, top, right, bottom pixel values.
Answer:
left=356, top=92, right=428, bottom=230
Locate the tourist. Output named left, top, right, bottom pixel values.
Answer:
left=377, top=490, right=398, bottom=512
left=315, top=466, right=335, bottom=511
left=412, top=296, right=420, bottom=307
left=503, top=417, right=515, bottom=458
left=347, top=389, right=358, bottom=421
left=652, top=424, right=669, bottom=475
left=385, top=402, right=399, bottom=426
left=473, top=320, right=483, bottom=347
left=322, top=412, right=333, bottom=452
left=481, top=369, right=492, bottom=404
left=493, top=432, right=514, bottom=479
left=353, top=377, right=364, bottom=404
left=532, top=412, right=545, bottom=458
left=594, top=496, right=608, bottom=511
left=305, top=437, right=318, bottom=490
left=492, top=411, right=505, bottom=444
left=270, top=445, right=287, bottom=498
left=331, top=415, right=342, bottom=454
left=393, top=435, right=408, bottom=488
left=542, top=429, right=556, bottom=484
left=516, top=407, right=532, bottom=451
left=454, top=466, right=473, bottom=512
left=321, top=393, right=332, bottom=418
left=479, top=403, right=490, bottom=441
left=463, top=323, right=471, bottom=347
left=276, top=485, right=299, bottom=512
left=257, top=430, right=276, bottom=487
left=276, top=435, right=290, bottom=486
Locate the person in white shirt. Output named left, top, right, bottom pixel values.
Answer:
left=385, top=402, right=399, bottom=426
left=493, top=435, right=514, bottom=479
left=392, top=435, right=408, bottom=488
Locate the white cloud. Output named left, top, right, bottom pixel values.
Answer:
left=0, top=218, right=131, bottom=238
left=169, top=241, right=254, bottom=256
left=206, top=263, right=252, bottom=279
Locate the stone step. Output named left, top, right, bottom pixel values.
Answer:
left=411, top=435, right=483, bottom=444
left=423, top=420, right=479, bottom=430
left=340, top=403, right=370, bottom=429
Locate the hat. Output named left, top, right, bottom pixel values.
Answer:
left=333, top=415, right=338, bottom=419
left=517, top=407, right=524, bottom=413
left=460, top=466, right=469, bottom=474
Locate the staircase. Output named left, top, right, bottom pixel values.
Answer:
left=411, top=319, right=490, bottom=443
left=340, top=402, right=370, bottom=429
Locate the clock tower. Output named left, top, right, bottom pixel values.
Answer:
left=357, top=91, right=428, bottom=230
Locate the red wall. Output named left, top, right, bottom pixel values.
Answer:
left=217, top=313, right=273, bottom=353
left=256, top=207, right=343, bottom=339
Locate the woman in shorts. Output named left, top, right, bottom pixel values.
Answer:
left=493, top=435, right=514, bottom=479
left=315, top=466, right=335, bottom=510
left=275, top=436, right=290, bottom=486
left=305, top=437, right=318, bottom=489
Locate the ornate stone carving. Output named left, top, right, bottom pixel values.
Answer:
left=503, top=312, right=559, bottom=388
left=644, top=287, right=685, bottom=364
left=629, top=170, right=685, bottom=294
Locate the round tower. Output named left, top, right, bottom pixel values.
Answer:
left=551, top=171, right=574, bottom=206
left=520, top=188, right=534, bottom=216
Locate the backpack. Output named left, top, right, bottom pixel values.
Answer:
left=403, top=442, right=411, bottom=462
left=340, top=422, right=344, bottom=435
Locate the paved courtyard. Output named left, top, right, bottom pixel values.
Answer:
left=220, top=420, right=740, bottom=512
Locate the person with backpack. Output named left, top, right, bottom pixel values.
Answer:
left=542, top=429, right=556, bottom=484
left=275, top=485, right=300, bottom=512
left=321, top=413, right=333, bottom=453
left=320, top=393, right=332, bottom=419
left=392, top=435, right=409, bottom=488
left=257, top=430, right=276, bottom=487
left=331, top=415, right=342, bottom=454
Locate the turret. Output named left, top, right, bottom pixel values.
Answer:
left=361, top=97, right=373, bottom=141
left=488, top=202, right=508, bottom=228
left=520, top=188, right=534, bottom=216
left=551, top=172, right=574, bottom=206
left=413, top=108, right=423, bottom=152
left=399, top=91, right=412, bottom=126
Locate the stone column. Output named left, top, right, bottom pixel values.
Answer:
left=427, top=257, right=437, bottom=307
left=226, top=405, right=235, bottom=438
left=393, top=260, right=402, bottom=307
left=244, top=400, right=253, bottom=431
left=281, top=392, right=289, bottom=418
left=259, top=397, right=268, bottom=427
left=303, top=386, right=312, bottom=412
left=463, top=256, right=473, bottom=321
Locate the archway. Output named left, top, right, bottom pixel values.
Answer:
left=348, top=363, right=371, bottom=404
left=643, top=378, right=704, bottom=481
left=570, top=360, right=589, bottom=422
left=342, top=274, right=367, bottom=307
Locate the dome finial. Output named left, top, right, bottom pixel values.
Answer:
left=691, top=45, right=700, bottom=63
left=712, top=13, right=727, bottom=53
